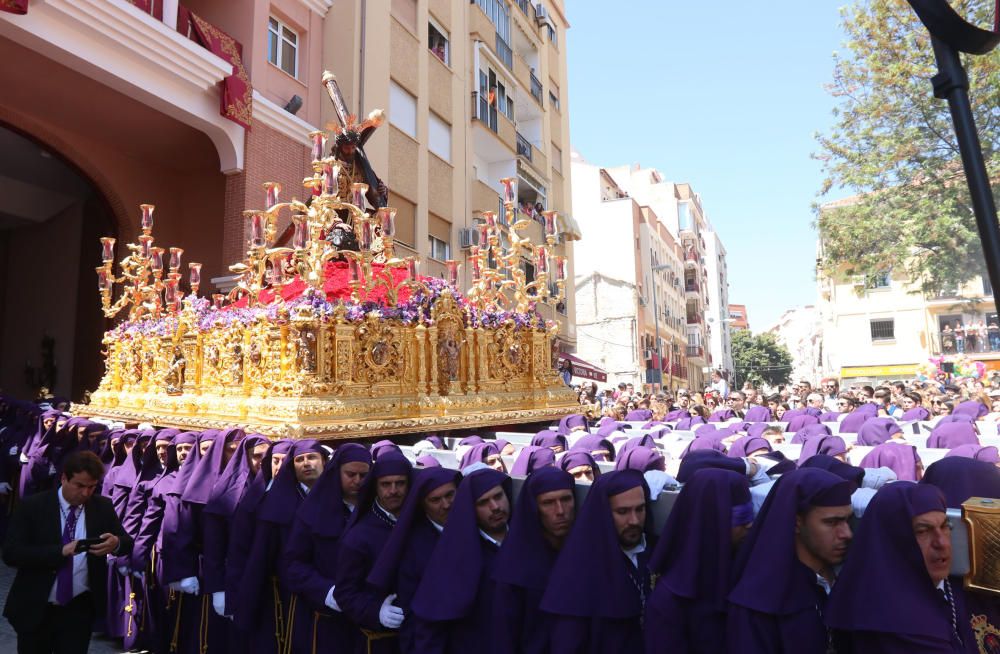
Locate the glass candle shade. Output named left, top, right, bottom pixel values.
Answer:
left=264, top=182, right=281, bottom=210
left=188, top=262, right=202, bottom=290
left=292, top=216, right=309, bottom=250
left=322, top=162, right=335, bottom=196
left=554, top=255, right=567, bottom=281
left=309, top=131, right=326, bottom=162
left=150, top=247, right=164, bottom=273
left=536, top=246, right=549, bottom=273
left=169, top=247, right=184, bottom=272
left=138, top=235, right=153, bottom=258
left=500, top=177, right=517, bottom=205
left=445, top=260, right=460, bottom=287
left=470, top=254, right=482, bottom=282
left=348, top=258, right=361, bottom=283
left=542, top=210, right=559, bottom=239
left=377, top=207, right=396, bottom=238
left=351, top=182, right=369, bottom=208
left=359, top=220, right=373, bottom=250
left=477, top=222, right=490, bottom=249
left=482, top=211, right=497, bottom=231
left=140, top=204, right=155, bottom=233
left=406, top=257, right=418, bottom=280
left=100, top=237, right=116, bottom=263
left=164, top=279, right=177, bottom=304
left=212, top=294, right=224, bottom=310
left=96, top=266, right=109, bottom=292
left=247, top=212, right=265, bottom=249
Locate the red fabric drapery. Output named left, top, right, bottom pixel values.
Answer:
left=232, top=261, right=416, bottom=308
left=176, top=6, right=252, bottom=129
left=0, top=0, right=29, bottom=15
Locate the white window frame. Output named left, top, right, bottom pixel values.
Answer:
left=429, top=235, right=451, bottom=261
left=268, top=16, right=299, bottom=78
left=428, top=18, right=450, bottom=66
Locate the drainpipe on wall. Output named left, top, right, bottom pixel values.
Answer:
left=358, top=0, right=367, bottom=115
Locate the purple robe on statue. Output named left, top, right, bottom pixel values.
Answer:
left=726, top=468, right=856, bottom=654
left=279, top=443, right=371, bottom=654
left=411, top=468, right=512, bottom=654
left=234, top=439, right=326, bottom=654
left=492, top=467, right=574, bottom=654
left=540, top=469, right=653, bottom=654
left=825, top=483, right=976, bottom=653
left=645, top=469, right=751, bottom=654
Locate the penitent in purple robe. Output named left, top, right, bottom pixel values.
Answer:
left=333, top=452, right=413, bottom=654
left=726, top=468, right=856, bottom=654
left=367, top=467, right=461, bottom=654
left=492, top=467, right=575, bottom=654
left=645, top=469, right=751, bottom=654
left=826, top=483, right=976, bottom=653
left=233, top=439, right=326, bottom=654
left=540, top=469, right=652, bottom=654
left=280, top=442, right=371, bottom=654
left=411, top=468, right=512, bottom=654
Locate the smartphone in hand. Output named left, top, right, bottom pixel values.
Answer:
left=74, top=537, right=104, bottom=553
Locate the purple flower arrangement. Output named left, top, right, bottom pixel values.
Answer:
left=104, top=279, right=546, bottom=342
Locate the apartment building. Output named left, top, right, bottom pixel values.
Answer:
left=0, top=0, right=334, bottom=399
left=818, top=200, right=1000, bottom=384
left=571, top=153, right=693, bottom=392
left=324, top=0, right=580, bottom=350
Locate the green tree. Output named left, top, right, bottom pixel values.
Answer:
left=731, top=330, right=793, bottom=389
left=814, top=0, right=1000, bottom=294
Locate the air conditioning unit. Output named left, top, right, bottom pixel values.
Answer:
left=459, top=228, right=480, bottom=249
left=534, top=4, right=548, bottom=23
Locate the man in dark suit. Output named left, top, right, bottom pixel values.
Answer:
left=3, top=450, right=133, bottom=654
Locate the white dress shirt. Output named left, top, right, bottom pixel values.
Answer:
left=48, top=488, right=89, bottom=603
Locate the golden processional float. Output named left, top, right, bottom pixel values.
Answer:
left=80, top=74, right=577, bottom=439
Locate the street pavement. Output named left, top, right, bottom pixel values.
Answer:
left=0, top=560, right=123, bottom=653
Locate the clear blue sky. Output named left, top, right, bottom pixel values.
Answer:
left=566, top=0, right=849, bottom=331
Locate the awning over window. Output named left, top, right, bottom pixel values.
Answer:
left=558, top=352, right=607, bottom=383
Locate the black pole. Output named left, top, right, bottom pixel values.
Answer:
left=927, top=36, right=1000, bottom=315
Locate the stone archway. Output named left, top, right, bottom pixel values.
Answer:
left=0, top=123, right=119, bottom=403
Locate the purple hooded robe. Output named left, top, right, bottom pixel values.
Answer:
left=825, top=483, right=976, bottom=653
left=726, top=468, right=856, bottom=654
left=645, top=469, right=752, bottom=654
left=859, top=442, right=923, bottom=481
left=927, top=422, right=980, bottom=449
left=492, top=467, right=575, bottom=654
left=539, top=469, right=652, bottom=654
left=509, top=446, right=556, bottom=476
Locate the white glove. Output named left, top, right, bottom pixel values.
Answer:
left=8, top=446, right=17, bottom=456
left=378, top=593, right=404, bottom=629
left=324, top=586, right=341, bottom=612
left=48, top=463, right=57, bottom=476
left=212, top=591, right=227, bottom=617
left=862, top=466, right=896, bottom=489
left=0, top=482, right=11, bottom=495
left=169, top=576, right=200, bottom=595
left=18, top=453, right=28, bottom=464
left=117, top=564, right=131, bottom=577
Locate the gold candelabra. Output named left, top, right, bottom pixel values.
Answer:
left=465, top=177, right=567, bottom=314
left=96, top=204, right=202, bottom=320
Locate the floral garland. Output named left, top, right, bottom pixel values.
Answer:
left=104, top=278, right=547, bottom=342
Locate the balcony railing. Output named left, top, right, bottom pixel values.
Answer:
left=472, top=92, right=497, bottom=133
left=530, top=70, right=543, bottom=104
left=686, top=313, right=702, bottom=324
left=685, top=280, right=700, bottom=293
left=516, top=131, right=533, bottom=161
left=496, top=33, right=513, bottom=70
left=686, top=345, right=704, bottom=358
left=933, top=328, right=1000, bottom=356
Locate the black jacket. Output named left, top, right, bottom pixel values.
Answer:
left=2, top=489, right=133, bottom=631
